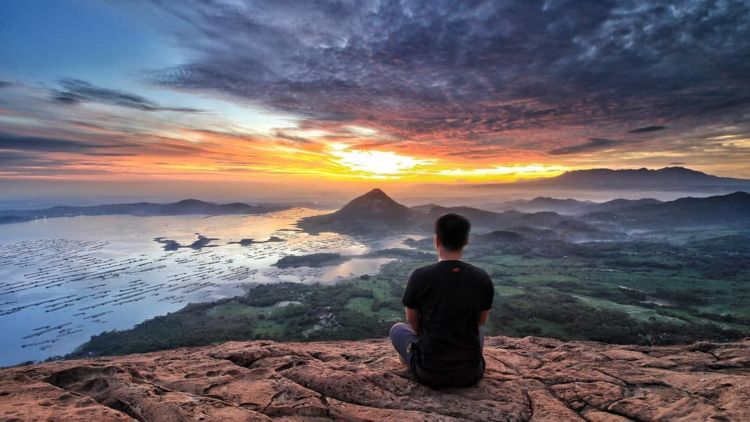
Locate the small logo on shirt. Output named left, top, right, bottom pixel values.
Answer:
left=452, top=267, right=460, bottom=272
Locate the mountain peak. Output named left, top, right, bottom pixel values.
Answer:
left=661, top=166, right=702, bottom=173
left=339, top=188, right=408, bottom=214
left=360, top=188, right=389, bottom=200
left=297, top=188, right=414, bottom=234
left=175, top=199, right=209, bottom=205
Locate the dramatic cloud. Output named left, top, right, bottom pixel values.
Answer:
left=0, top=133, right=126, bottom=154
left=146, top=0, right=750, bottom=146
left=0, top=134, right=132, bottom=177
left=629, top=126, right=668, bottom=134
left=1, top=1, right=749, bottom=182
left=0, top=151, right=41, bottom=165
left=548, top=138, right=622, bottom=155
left=53, top=79, right=203, bottom=112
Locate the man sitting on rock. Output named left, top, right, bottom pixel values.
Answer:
left=390, top=213, right=494, bottom=388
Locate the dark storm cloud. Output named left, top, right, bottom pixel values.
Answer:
left=629, top=126, right=668, bottom=134
left=53, top=79, right=203, bottom=112
left=0, top=133, right=128, bottom=154
left=0, top=80, right=11, bottom=88
left=548, top=138, right=621, bottom=155
left=145, top=0, right=750, bottom=143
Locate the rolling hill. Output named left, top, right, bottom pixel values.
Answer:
left=0, top=199, right=286, bottom=224
left=589, top=191, right=750, bottom=228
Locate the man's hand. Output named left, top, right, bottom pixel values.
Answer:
left=405, top=307, right=420, bottom=334
left=478, top=310, right=490, bottom=326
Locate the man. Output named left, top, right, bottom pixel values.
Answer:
left=390, top=213, right=494, bottom=388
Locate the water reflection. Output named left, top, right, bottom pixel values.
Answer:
left=0, top=208, right=406, bottom=366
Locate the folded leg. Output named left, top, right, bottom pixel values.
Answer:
left=389, top=322, right=418, bottom=365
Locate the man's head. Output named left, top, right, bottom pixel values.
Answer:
left=434, top=213, right=471, bottom=254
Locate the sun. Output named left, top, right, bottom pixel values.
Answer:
left=328, top=143, right=433, bottom=177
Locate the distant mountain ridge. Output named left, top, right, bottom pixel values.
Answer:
left=301, top=188, right=750, bottom=237
left=500, top=197, right=594, bottom=214
left=298, top=189, right=588, bottom=236
left=533, top=166, right=750, bottom=189
left=0, top=199, right=285, bottom=224
left=586, top=191, right=750, bottom=227
left=498, top=197, right=663, bottom=215
left=474, top=166, right=750, bottom=191
left=297, top=189, right=624, bottom=239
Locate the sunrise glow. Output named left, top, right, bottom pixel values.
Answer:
left=0, top=0, right=748, bottom=199
left=328, top=143, right=434, bottom=178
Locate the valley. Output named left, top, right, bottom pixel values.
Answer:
left=69, top=189, right=750, bottom=359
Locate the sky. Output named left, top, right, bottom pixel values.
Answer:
left=1, top=0, right=749, bottom=203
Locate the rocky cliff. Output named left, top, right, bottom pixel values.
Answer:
left=1, top=336, right=748, bottom=421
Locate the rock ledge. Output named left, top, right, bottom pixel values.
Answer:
left=1, top=336, right=748, bottom=421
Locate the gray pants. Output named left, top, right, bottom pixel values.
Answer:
left=389, top=322, right=485, bottom=365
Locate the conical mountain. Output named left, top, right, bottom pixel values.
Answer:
left=336, top=188, right=413, bottom=219
left=298, top=188, right=415, bottom=234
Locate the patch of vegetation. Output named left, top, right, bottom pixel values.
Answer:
left=70, top=232, right=750, bottom=359
left=489, top=290, right=743, bottom=345
left=70, top=299, right=258, bottom=357
left=273, top=253, right=347, bottom=268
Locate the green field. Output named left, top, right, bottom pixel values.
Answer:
left=70, top=230, right=750, bottom=359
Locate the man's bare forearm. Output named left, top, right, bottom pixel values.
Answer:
left=478, top=310, right=490, bottom=326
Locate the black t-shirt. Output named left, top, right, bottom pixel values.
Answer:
left=402, top=260, right=494, bottom=374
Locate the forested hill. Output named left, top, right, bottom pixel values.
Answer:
left=0, top=199, right=286, bottom=224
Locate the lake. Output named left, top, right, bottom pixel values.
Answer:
left=0, top=208, right=404, bottom=366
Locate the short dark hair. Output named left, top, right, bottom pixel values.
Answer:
left=435, top=213, right=471, bottom=251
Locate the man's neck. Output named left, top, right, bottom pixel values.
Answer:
left=438, top=251, right=463, bottom=261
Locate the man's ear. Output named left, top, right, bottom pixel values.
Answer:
left=434, top=235, right=440, bottom=250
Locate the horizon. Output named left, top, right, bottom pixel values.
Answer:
left=1, top=176, right=748, bottom=212
left=1, top=0, right=749, bottom=201
left=0, top=165, right=747, bottom=209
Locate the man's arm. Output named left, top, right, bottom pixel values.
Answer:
left=402, top=268, right=421, bottom=334
left=478, top=309, right=490, bottom=326
left=478, top=271, right=494, bottom=327
left=405, top=307, right=420, bottom=334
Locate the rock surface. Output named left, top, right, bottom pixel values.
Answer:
left=1, top=336, right=748, bottom=421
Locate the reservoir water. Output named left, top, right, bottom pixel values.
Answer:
left=0, top=208, right=398, bottom=366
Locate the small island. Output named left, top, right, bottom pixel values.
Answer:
left=273, top=253, right=348, bottom=268
left=228, top=236, right=286, bottom=247
left=153, top=234, right=218, bottom=251
left=227, top=238, right=255, bottom=246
